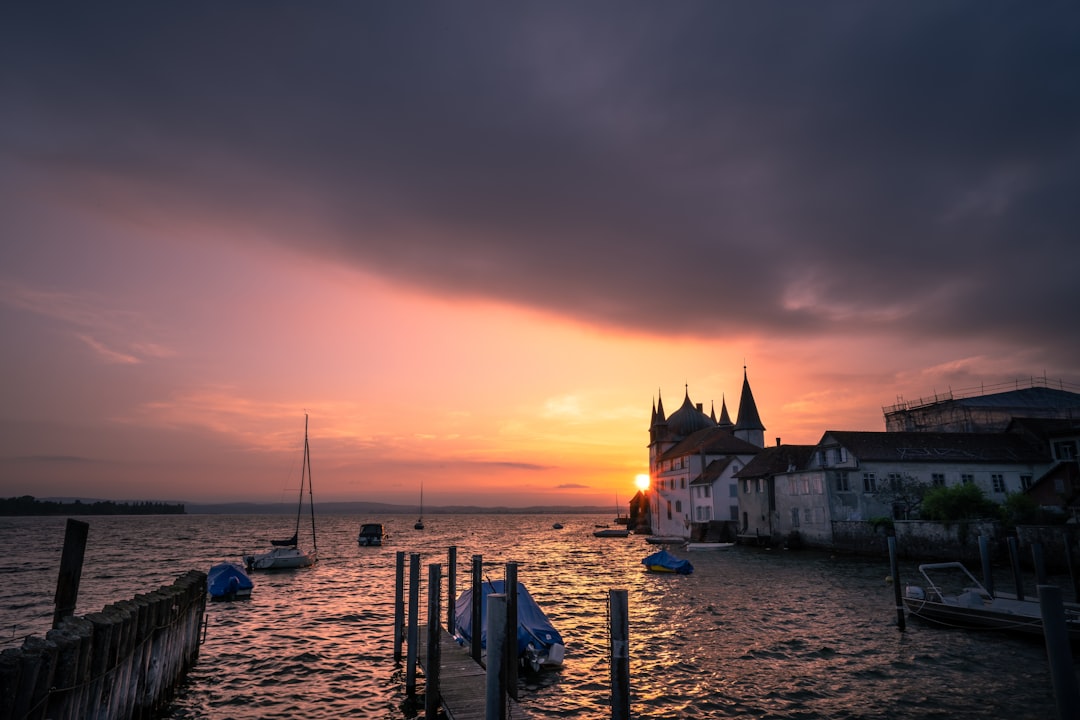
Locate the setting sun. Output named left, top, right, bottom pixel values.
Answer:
left=635, top=474, right=650, bottom=491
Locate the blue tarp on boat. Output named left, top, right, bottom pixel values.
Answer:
left=207, top=562, right=254, bottom=600
left=454, top=579, right=565, bottom=669
left=642, top=549, right=694, bottom=574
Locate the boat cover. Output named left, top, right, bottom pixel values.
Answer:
left=207, top=562, right=254, bottom=598
left=642, top=549, right=694, bottom=574
left=454, top=580, right=564, bottom=661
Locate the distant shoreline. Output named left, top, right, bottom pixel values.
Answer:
left=1, top=496, right=185, bottom=516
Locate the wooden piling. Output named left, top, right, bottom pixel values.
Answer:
left=406, top=552, right=421, bottom=696
left=470, top=555, right=483, bottom=663
left=979, top=535, right=995, bottom=597
left=485, top=593, right=508, bottom=720
left=426, top=563, right=442, bottom=720
left=1033, top=542, right=1048, bottom=585
left=394, top=551, right=405, bottom=662
left=887, top=537, right=905, bottom=632
left=447, top=546, right=458, bottom=636
left=52, top=519, right=89, bottom=630
left=1009, top=536, right=1025, bottom=601
left=504, top=562, right=519, bottom=700
left=1038, top=584, right=1080, bottom=720
left=609, top=589, right=630, bottom=720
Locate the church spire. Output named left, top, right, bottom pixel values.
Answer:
left=717, top=394, right=733, bottom=429
left=734, top=366, right=765, bottom=447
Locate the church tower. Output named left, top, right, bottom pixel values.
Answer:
left=733, top=368, right=765, bottom=448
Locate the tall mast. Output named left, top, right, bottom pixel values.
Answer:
left=306, top=413, right=317, bottom=552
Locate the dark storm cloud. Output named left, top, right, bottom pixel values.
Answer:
left=4, top=3, right=1079, bottom=362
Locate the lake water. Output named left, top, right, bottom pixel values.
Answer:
left=1, top=513, right=1076, bottom=719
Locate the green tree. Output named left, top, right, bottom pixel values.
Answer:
left=872, top=473, right=931, bottom=520
left=921, top=483, right=999, bottom=523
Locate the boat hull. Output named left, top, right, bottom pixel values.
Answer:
left=207, top=562, right=254, bottom=600
left=453, top=580, right=565, bottom=671
left=685, top=542, right=734, bottom=550
left=244, top=546, right=317, bottom=571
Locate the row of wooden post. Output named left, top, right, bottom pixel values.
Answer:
left=0, top=518, right=207, bottom=720
left=394, top=547, right=632, bottom=720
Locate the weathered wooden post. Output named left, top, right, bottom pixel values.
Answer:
left=447, top=546, right=458, bottom=635
left=504, top=561, right=519, bottom=700
left=394, top=551, right=405, bottom=662
left=53, top=519, right=89, bottom=629
left=1038, top=584, right=1080, bottom=720
left=1065, top=534, right=1080, bottom=602
left=19, top=635, right=57, bottom=720
left=610, top=589, right=630, bottom=720
left=888, top=537, right=905, bottom=632
left=485, top=593, right=508, bottom=720
left=471, top=554, right=483, bottom=662
left=406, top=553, right=421, bottom=696
left=1008, top=536, right=1025, bottom=601
left=979, top=535, right=995, bottom=596
left=426, top=563, right=442, bottom=720
left=1032, top=542, right=1048, bottom=585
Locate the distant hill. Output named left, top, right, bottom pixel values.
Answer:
left=186, top=501, right=612, bottom=515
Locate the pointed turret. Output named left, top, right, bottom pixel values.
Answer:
left=717, top=395, right=734, bottom=430
left=734, top=367, right=765, bottom=448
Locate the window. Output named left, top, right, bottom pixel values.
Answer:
left=729, top=483, right=738, bottom=498
left=1021, top=474, right=1033, bottom=490
left=992, top=474, right=1006, bottom=493
left=887, top=473, right=902, bottom=491
left=730, top=505, right=739, bottom=521
left=791, top=508, right=800, bottom=527
left=704, top=486, right=711, bottom=498
left=932, top=473, right=945, bottom=487
left=675, top=500, right=682, bottom=513
left=1054, top=440, right=1078, bottom=461
left=742, top=511, right=748, bottom=530
left=836, top=472, right=850, bottom=492
left=681, top=478, right=686, bottom=490
left=862, top=473, right=876, bottom=492
left=961, top=474, right=974, bottom=485
left=836, top=447, right=847, bottom=463
left=803, top=508, right=812, bottom=524
left=756, top=478, right=763, bottom=493
left=666, top=500, right=672, bottom=519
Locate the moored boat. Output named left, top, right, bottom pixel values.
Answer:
left=207, top=562, right=254, bottom=600
left=358, top=523, right=386, bottom=546
left=593, top=528, right=629, bottom=538
left=685, top=542, right=734, bottom=550
left=453, top=579, right=565, bottom=671
left=903, top=561, right=1080, bottom=641
left=642, top=549, right=694, bottom=574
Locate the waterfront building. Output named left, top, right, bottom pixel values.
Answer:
left=647, top=370, right=765, bottom=538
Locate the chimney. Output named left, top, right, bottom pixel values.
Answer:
left=775, top=437, right=781, bottom=447
left=696, top=403, right=703, bottom=412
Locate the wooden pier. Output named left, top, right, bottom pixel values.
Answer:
left=417, top=628, right=532, bottom=720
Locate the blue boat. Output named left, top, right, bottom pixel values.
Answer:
left=454, top=580, right=565, bottom=671
left=642, top=549, right=693, bottom=575
left=207, top=562, right=254, bottom=600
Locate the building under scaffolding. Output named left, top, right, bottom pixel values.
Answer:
left=883, top=377, right=1080, bottom=433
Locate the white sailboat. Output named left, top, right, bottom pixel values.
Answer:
left=414, top=479, right=425, bottom=530
left=244, top=415, right=319, bottom=571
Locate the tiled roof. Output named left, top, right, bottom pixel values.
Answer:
left=691, top=457, right=738, bottom=485
left=822, top=430, right=1050, bottom=464
left=660, top=425, right=761, bottom=461
left=734, top=445, right=817, bottom=478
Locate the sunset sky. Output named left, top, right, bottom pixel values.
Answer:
left=2, top=4, right=1078, bottom=507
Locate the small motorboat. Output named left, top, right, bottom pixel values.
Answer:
left=593, top=528, right=629, bottom=538
left=684, top=542, right=734, bottom=550
left=552, top=522, right=564, bottom=529
left=903, top=561, right=1080, bottom=641
left=358, top=523, right=386, bottom=546
left=642, top=549, right=694, bottom=575
left=454, top=580, right=565, bottom=671
left=645, top=535, right=688, bottom=545
left=207, top=562, right=253, bottom=601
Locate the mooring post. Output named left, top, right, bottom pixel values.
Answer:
left=887, top=537, right=905, bottom=632
left=485, top=593, right=508, bottom=720
left=394, top=551, right=405, bottom=662
left=1066, top=534, right=1080, bottom=603
left=504, top=561, right=519, bottom=700
left=1008, top=537, right=1025, bottom=601
left=471, top=554, right=483, bottom=662
left=1033, top=542, right=1048, bottom=585
left=979, top=535, right=995, bottom=597
left=1038, top=584, right=1080, bottom=720
left=426, top=563, right=442, bottom=720
left=610, top=589, right=630, bottom=720
left=53, top=519, right=89, bottom=629
left=406, top=553, right=421, bottom=696
left=447, top=546, right=457, bottom=636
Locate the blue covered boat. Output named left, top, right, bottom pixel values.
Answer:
left=454, top=580, right=565, bottom=671
left=207, top=562, right=254, bottom=600
left=642, top=549, right=693, bottom=575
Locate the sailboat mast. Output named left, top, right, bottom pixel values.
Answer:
left=293, top=414, right=307, bottom=539
left=304, top=413, right=317, bottom=552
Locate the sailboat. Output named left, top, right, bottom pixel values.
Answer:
left=614, top=492, right=629, bottom=526
left=244, top=414, right=319, bottom=571
left=414, top=479, right=425, bottom=530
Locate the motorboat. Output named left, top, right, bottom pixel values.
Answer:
left=593, top=528, right=629, bottom=538
left=685, top=542, right=734, bottom=550
left=642, top=549, right=694, bottom=574
left=207, top=562, right=253, bottom=600
left=903, top=561, right=1080, bottom=641
left=453, top=579, right=565, bottom=671
left=645, top=535, right=688, bottom=545
left=244, top=415, right=319, bottom=571
left=358, top=523, right=386, bottom=546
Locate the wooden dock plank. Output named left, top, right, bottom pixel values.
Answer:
left=417, top=628, right=533, bottom=720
